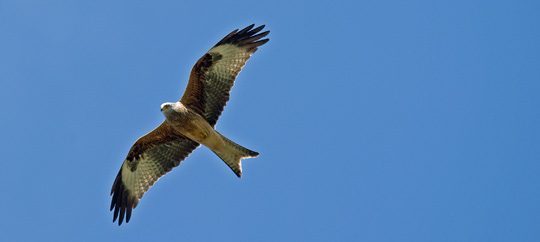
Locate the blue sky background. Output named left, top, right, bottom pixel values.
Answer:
left=1, top=0, right=539, bottom=241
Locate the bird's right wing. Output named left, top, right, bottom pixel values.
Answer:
left=110, top=121, right=199, bottom=225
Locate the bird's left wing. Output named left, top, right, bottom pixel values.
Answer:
left=180, top=24, right=269, bottom=127
left=110, top=121, right=199, bottom=225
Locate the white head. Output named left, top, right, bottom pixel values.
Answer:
left=162, top=102, right=180, bottom=119
left=160, top=102, right=175, bottom=112
left=160, top=102, right=188, bottom=123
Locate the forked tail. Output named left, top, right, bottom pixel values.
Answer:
left=212, top=132, right=259, bottom=177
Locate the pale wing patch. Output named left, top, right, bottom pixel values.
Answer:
left=121, top=156, right=162, bottom=203
left=202, top=44, right=254, bottom=125
left=208, top=44, right=252, bottom=79
left=120, top=140, right=198, bottom=203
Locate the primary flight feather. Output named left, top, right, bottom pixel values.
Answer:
left=110, top=24, right=269, bottom=225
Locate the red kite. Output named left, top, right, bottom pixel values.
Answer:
left=110, top=24, right=269, bottom=225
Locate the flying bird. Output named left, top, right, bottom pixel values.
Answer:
left=110, top=24, right=269, bottom=225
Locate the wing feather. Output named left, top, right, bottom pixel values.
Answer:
left=180, top=24, right=270, bottom=127
left=110, top=122, right=199, bottom=225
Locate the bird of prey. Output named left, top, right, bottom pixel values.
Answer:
left=110, top=24, right=269, bottom=225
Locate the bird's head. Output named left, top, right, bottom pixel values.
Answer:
left=161, top=102, right=187, bottom=124
left=160, top=102, right=175, bottom=112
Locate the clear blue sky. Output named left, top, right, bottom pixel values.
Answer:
left=1, top=0, right=539, bottom=241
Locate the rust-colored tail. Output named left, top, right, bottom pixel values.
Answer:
left=212, top=132, right=258, bottom=177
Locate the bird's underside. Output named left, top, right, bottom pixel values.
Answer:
left=110, top=24, right=269, bottom=225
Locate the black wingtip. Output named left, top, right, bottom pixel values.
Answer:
left=110, top=169, right=133, bottom=226
left=214, top=24, right=270, bottom=49
left=237, top=24, right=256, bottom=35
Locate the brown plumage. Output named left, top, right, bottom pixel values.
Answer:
left=110, top=24, right=269, bottom=225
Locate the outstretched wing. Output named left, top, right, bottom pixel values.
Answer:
left=180, top=24, right=270, bottom=127
left=110, top=122, right=199, bottom=225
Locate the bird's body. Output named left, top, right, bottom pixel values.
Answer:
left=161, top=101, right=258, bottom=174
left=161, top=102, right=214, bottom=145
left=110, top=24, right=269, bottom=225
